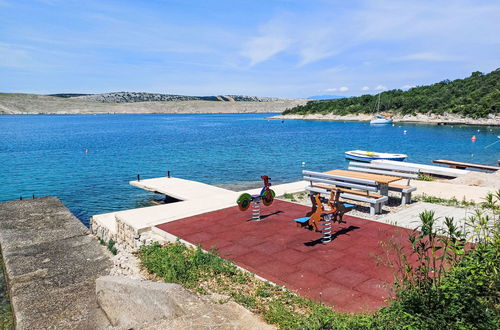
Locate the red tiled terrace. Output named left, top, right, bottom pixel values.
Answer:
left=156, top=199, right=414, bottom=313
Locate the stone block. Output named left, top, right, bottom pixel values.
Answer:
left=96, top=276, right=197, bottom=328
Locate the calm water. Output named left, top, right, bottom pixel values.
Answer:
left=1, top=114, right=499, bottom=226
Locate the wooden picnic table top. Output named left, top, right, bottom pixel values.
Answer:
left=324, top=169, right=401, bottom=184
left=433, top=159, right=500, bottom=171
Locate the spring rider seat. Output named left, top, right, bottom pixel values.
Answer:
left=293, top=189, right=355, bottom=243
left=236, top=176, right=276, bottom=220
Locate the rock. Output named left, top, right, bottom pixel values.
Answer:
left=96, top=276, right=194, bottom=328
left=96, top=276, right=275, bottom=330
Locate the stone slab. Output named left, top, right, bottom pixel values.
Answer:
left=0, top=197, right=113, bottom=330
left=96, top=276, right=274, bottom=330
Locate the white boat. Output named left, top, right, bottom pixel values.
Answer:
left=345, top=150, right=407, bottom=162
left=370, top=116, right=393, bottom=125
left=369, top=94, right=392, bottom=125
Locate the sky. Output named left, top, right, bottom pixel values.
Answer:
left=0, top=0, right=499, bottom=98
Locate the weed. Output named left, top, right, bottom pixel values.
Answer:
left=417, top=173, right=435, bottom=181
left=414, top=194, right=476, bottom=208
left=106, top=239, right=117, bottom=255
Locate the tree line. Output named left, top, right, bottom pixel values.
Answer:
left=283, top=69, right=499, bottom=118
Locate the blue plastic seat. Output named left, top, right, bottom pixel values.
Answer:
left=293, top=217, right=310, bottom=223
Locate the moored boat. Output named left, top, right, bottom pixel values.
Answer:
left=369, top=94, right=393, bottom=124
left=370, top=116, right=393, bottom=125
left=345, top=150, right=407, bottom=162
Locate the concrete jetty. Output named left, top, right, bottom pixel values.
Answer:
left=91, top=177, right=307, bottom=248
left=130, top=177, right=236, bottom=201
left=0, top=197, right=112, bottom=329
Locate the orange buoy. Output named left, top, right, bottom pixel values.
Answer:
left=471, top=136, right=476, bottom=141
left=85, top=148, right=89, bottom=153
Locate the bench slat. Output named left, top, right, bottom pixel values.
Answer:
left=348, top=166, right=418, bottom=179
left=349, top=161, right=420, bottom=174
left=303, top=176, right=378, bottom=192
left=303, top=170, right=376, bottom=186
left=313, top=184, right=383, bottom=198
left=306, top=186, right=388, bottom=203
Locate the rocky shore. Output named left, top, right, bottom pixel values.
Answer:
left=272, top=113, right=500, bottom=126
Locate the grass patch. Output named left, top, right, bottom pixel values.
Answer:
left=414, top=193, right=476, bottom=207
left=417, top=173, right=435, bottom=181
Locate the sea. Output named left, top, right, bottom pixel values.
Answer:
left=1, top=113, right=499, bottom=226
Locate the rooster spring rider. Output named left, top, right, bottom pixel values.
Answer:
left=237, top=176, right=276, bottom=220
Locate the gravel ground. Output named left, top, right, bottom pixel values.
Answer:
left=277, top=191, right=420, bottom=221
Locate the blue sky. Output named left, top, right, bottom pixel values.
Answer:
left=0, top=0, right=499, bottom=97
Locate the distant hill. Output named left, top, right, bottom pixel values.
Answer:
left=49, top=92, right=288, bottom=103
left=0, top=93, right=307, bottom=115
left=307, top=95, right=346, bottom=100
left=284, top=69, right=500, bottom=118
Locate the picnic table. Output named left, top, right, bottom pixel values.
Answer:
left=324, top=169, right=401, bottom=196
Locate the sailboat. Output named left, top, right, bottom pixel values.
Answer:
left=370, top=94, right=392, bottom=125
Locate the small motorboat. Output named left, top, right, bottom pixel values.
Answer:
left=370, top=116, right=393, bottom=125
left=345, top=150, right=407, bottom=162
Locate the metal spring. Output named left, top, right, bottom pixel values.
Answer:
left=321, top=214, right=333, bottom=243
left=251, top=199, right=261, bottom=221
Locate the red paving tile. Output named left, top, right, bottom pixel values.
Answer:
left=155, top=199, right=415, bottom=313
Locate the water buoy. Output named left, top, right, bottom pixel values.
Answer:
left=471, top=135, right=476, bottom=141
left=301, top=162, right=306, bottom=166
left=85, top=148, right=89, bottom=153
left=403, top=130, right=407, bottom=134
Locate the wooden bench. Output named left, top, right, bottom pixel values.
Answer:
left=433, top=159, right=500, bottom=172
left=347, top=161, right=418, bottom=204
left=303, top=170, right=388, bottom=215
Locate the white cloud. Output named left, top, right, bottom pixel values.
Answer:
left=239, top=0, right=500, bottom=69
left=394, top=52, right=459, bottom=62
left=339, top=86, right=349, bottom=92
left=374, top=85, right=386, bottom=91
left=325, top=88, right=337, bottom=92
left=240, top=35, right=291, bottom=66
left=361, top=86, right=370, bottom=91
left=402, top=84, right=416, bottom=89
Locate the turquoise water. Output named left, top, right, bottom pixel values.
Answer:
left=1, top=113, right=499, bottom=226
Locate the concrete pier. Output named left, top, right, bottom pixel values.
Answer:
left=91, top=178, right=308, bottom=248
left=0, top=197, right=112, bottom=329
left=130, top=177, right=236, bottom=201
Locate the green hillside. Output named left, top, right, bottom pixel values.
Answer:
left=283, top=69, right=500, bottom=118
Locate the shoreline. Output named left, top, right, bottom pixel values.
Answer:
left=271, top=113, right=500, bottom=126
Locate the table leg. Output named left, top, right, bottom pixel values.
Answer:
left=379, top=183, right=389, bottom=196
